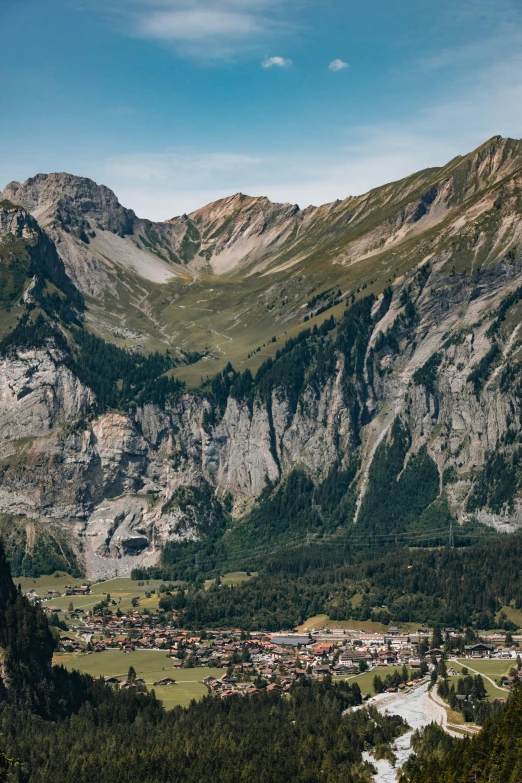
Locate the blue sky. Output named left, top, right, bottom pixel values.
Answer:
left=2, top=0, right=522, bottom=219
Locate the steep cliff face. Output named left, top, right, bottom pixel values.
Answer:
left=0, top=348, right=93, bottom=445
left=2, top=137, right=522, bottom=577
left=0, top=382, right=345, bottom=577
left=0, top=200, right=80, bottom=305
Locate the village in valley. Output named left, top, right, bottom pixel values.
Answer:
left=24, top=576, right=522, bottom=705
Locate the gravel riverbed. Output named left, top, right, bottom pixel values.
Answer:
left=362, top=682, right=448, bottom=782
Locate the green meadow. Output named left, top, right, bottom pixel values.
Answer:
left=19, top=574, right=167, bottom=614
left=54, top=649, right=225, bottom=709
left=334, top=666, right=406, bottom=697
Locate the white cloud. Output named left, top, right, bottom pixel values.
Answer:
left=141, top=9, right=260, bottom=43
left=328, top=58, right=349, bottom=72
left=262, top=55, right=292, bottom=68
left=101, top=0, right=293, bottom=59
left=100, top=150, right=266, bottom=217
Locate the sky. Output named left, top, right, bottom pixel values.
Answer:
left=1, top=0, right=522, bottom=219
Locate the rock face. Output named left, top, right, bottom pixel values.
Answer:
left=3, top=136, right=522, bottom=576
left=3, top=173, right=136, bottom=236
left=0, top=200, right=80, bottom=303
left=0, top=348, right=93, bottom=444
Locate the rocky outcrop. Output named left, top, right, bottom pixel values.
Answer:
left=3, top=174, right=136, bottom=236
left=0, top=201, right=80, bottom=303
left=2, top=174, right=188, bottom=295
left=0, top=348, right=93, bottom=444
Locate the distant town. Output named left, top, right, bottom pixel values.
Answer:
left=27, top=581, right=522, bottom=699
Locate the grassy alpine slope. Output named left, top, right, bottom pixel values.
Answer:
left=3, top=136, right=522, bottom=380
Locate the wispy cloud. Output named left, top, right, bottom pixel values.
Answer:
left=100, top=0, right=294, bottom=59
left=106, top=150, right=263, bottom=181
left=328, top=58, right=349, bottom=72
left=262, top=55, right=292, bottom=68
left=101, top=150, right=265, bottom=217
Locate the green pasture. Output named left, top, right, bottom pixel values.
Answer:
left=204, top=571, right=258, bottom=590
left=19, top=574, right=167, bottom=614
left=299, top=615, right=420, bottom=634
left=335, top=666, right=408, bottom=697
left=449, top=659, right=512, bottom=700
left=454, top=658, right=513, bottom=679
left=54, top=649, right=225, bottom=708
left=18, top=572, right=84, bottom=595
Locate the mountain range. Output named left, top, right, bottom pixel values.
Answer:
left=2, top=134, right=522, bottom=578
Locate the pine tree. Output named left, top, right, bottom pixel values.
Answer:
left=0, top=744, right=11, bottom=783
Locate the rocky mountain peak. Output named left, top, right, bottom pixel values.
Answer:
left=438, top=135, right=522, bottom=198
left=189, top=191, right=299, bottom=224
left=2, top=172, right=136, bottom=237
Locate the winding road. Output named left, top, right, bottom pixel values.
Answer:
left=448, top=658, right=509, bottom=694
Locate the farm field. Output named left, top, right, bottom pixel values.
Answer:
left=446, top=674, right=507, bottom=702
left=204, top=571, right=258, bottom=590
left=454, top=658, right=513, bottom=679
left=22, top=571, right=258, bottom=611
left=17, top=573, right=84, bottom=595
left=54, top=649, right=225, bottom=708
left=450, top=659, right=512, bottom=700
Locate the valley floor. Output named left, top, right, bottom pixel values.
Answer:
left=54, top=650, right=224, bottom=709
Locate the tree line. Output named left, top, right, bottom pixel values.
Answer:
left=137, top=532, right=522, bottom=631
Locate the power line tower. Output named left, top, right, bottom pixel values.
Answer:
left=449, top=520, right=455, bottom=549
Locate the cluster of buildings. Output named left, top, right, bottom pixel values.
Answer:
left=53, top=609, right=522, bottom=665
left=31, top=579, right=522, bottom=691
left=56, top=621, right=431, bottom=681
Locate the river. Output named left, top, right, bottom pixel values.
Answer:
left=362, top=682, right=447, bottom=782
